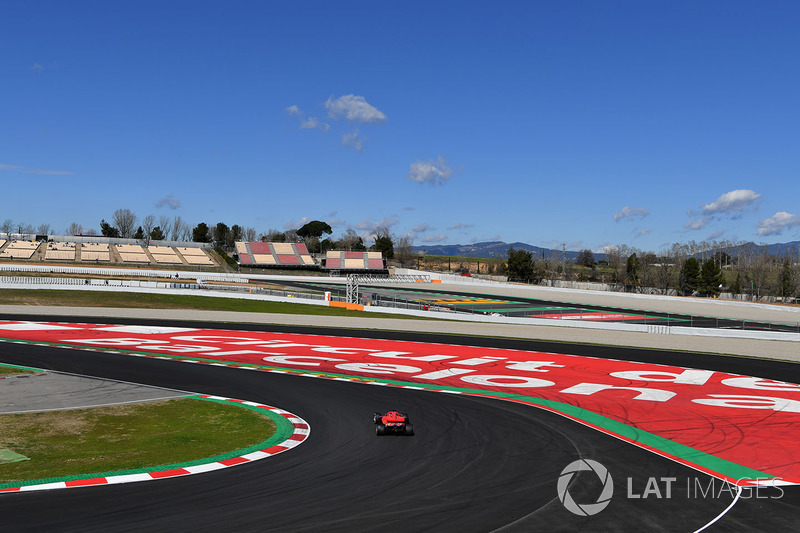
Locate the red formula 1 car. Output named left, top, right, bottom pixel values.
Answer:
left=374, top=411, right=415, bottom=436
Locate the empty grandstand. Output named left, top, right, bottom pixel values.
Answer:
left=148, top=245, right=183, bottom=265
left=323, top=250, right=386, bottom=272
left=80, top=242, right=110, bottom=262
left=44, top=242, right=77, bottom=261
left=235, top=242, right=316, bottom=269
left=116, top=244, right=150, bottom=264
left=176, top=247, right=215, bottom=266
left=0, top=240, right=40, bottom=260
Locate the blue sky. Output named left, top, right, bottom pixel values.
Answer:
left=2, top=1, right=799, bottom=252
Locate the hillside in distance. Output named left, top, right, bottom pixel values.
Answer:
left=412, top=241, right=592, bottom=261
left=413, top=240, right=800, bottom=261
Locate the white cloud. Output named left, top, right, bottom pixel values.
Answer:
left=0, top=163, right=73, bottom=175
left=342, top=130, right=364, bottom=151
left=633, top=229, right=651, bottom=239
left=354, top=216, right=399, bottom=233
left=422, top=234, right=448, bottom=243
left=283, top=216, right=310, bottom=230
left=614, top=206, right=649, bottom=222
left=597, top=244, right=618, bottom=254
left=155, top=195, right=181, bottom=210
left=31, top=63, right=44, bottom=73
left=286, top=105, right=329, bottom=132
left=327, top=218, right=346, bottom=228
left=325, top=94, right=386, bottom=124
left=684, top=217, right=711, bottom=231
left=407, top=156, right=455, bottom=185
left=412, top=223, right=433, bottom=233
left=301, top=117, right=329, bottom=131
left=758, top=212, right=800, bottom=236
left=448, top=222, right=474, bottom=230
left=705, top=230, right=725, bottom=241
left=701, top=189, right=762, bottom=216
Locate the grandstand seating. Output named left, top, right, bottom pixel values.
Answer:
left=115, top=244, right=149, bottom=264
left=235, top=242, right=317, bottom=268
left=79, top=243, right=110, bottom=262
left=45, top=242, right=77, bottom=261
left=148, top=245, right=182, bottom=264
left=176, top=247, right=215, bottom=266
left=323, top=251, right=385, bottom=271
left=0, top=240, right=40, bottom=260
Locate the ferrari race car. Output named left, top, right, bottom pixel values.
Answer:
left=374, top=411, right=415, bottom=436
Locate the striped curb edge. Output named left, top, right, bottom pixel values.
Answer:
left=0, top=395, right=310, bottom=494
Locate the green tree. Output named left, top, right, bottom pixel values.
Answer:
left=698, top=258, right=725, bottom=297
left=576, top=249, right=595, bottom=267
left=297, top=220, right=333, bottom=239
left=626, top=253, right=641, bottom=285
left=192, top=222, right=210, bottom=243
left=370, top=227, right=394, bottom=259
left=338, top=229, right=366, bottom=251
left=679, top=257, right=701, bottom=295
left=100, top=219, right=119, bottom=238
left=133, top=226, right=144, bottom=240
left=150, top=226, right=165, bottom=241
left=730, top=271, right=742, bottom=296
left=231, top=224, right=243, bottom=243
left=214, top=222, right=231, bottom=248
left=507, top=247, right=534, bottom=282
left=778, top=259, right=797, bottom=299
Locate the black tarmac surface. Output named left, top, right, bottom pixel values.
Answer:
left=0, top=317, right=799, bottom=532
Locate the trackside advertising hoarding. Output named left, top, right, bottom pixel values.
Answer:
left=1, top=320, right=798, bottom=486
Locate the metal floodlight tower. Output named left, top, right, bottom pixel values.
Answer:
left=346, top=274, right=359, bottom=304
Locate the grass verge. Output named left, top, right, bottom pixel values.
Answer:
left=0, top=289, right=431, bottom=320
left=0, top=365, right=39, bottom=377
left=0, top=397, right=276, bottom=484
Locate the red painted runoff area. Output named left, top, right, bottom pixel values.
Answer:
left=1, top=320, right=798, bottom=486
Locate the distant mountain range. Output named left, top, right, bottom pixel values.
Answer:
left=412, top=241, right=593, bottom=261
left=413, top=240, right=800, bottom=261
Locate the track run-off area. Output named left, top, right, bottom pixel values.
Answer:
left=1, top=310, right=800, bottom=531
left=1, top=319, right=799, bottom=486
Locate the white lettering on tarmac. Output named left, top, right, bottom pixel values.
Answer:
left=455, top=357, right=506, bottom=366
left=369, top=351, right=457, bottom=362
left=414, top=368, right=475, bottom=380
left=70, top=338, right=167, bottom=346
left=610, top=369, right=714, bottom=385
left=335, top=363, right=421, bottom=375
left=171, top=335, right=261, bottom=343
left=721, top=377, right=800, bottom=392
left=693, top=395, right=800, bottom=412
left=142, top=344, right=220, bottom=354
left=560, top=383, right=676, bottom=402
left=460, top=375, right=554, bottom=388
left=262, top=355, right=345, bottom=367
left=310, top=347, right=378, bottom=355
left=505, top=361, right=565, bottom=372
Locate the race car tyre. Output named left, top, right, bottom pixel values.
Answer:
left=401, top=412, right=410, bottom=421
left=373, top=413, right=383, bottom=424
left=376, top=424, right=386, bottom=436
left=404, top=423, right=414, bottom=436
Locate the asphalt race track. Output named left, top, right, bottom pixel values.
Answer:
left=1, top=318, right=799, bottom=532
